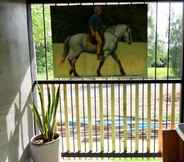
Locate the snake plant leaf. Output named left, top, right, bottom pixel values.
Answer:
left=47, top=86, right=51, bottom=114
left=51, top=85, right=60, bottom=137
left=37, top=86, right=46, bottom=131
left=48, top=86, right=56, bottom=125
left=46, top=86, right=51, bottom=138
left=32, top=103, right=44, bottom=136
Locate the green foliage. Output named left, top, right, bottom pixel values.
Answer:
left=32, top=5, right=53, bottom=75
left=31, top=85, right=60, bottom=142
left=170, top=13, right=182, bottom=78
left=148, top=10, right=167, bottom=68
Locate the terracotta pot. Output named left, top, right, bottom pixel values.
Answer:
left=30, top=134, right=60, bottom=162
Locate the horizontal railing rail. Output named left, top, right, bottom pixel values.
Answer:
left=33, top=79, right=182, bottom=87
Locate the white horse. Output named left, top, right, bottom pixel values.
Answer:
left=61, top=24, right=132, bottom=76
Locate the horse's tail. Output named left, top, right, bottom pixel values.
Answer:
left=61, top=36, right=71, bottom=63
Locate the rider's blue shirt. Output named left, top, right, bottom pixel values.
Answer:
left=88, top=14, right=104, bottom=32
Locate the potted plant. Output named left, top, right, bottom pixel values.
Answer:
left=30, top=85, right=60, bottom=162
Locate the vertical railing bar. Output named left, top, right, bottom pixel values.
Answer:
left=135, top=84, right=139, bottom=153
left=59, top=84, right=64, bottom=153
left=147, top=84, right=151, bottom=153
left=180, top=1, right=184, bottom=124
left=154, top=0, right=158, bottom=81
left=87, top=84, right=92, bottom=152
left=166, top=1, right=171, bottom=79
left=158, top=84, right=163, bottom=153
left=75, top=84, right=81, bottom=152
left=123, top=84, right=127, bottom=153
left=117, top=9, right=121, bottom=153
left=70, top=84, right=75, bottom=152
left=130, top=82, right=133, bottom=153
left=82, top=84, right=87, bottom=152
left=111, top=84, right=115, bottom=152
left=166, top=1, right=171, bottom=130
left=27, top=3, right=37, bottom=136
left=171, top=83, right=176, bottom=129
left=94, top=84, right=98, bottom=152
left=142, top=82, right=144, bottom=155
left=99, top=84, right=104, bottom=152
left=63, top=84, right=70, bottom=152
left=153, top=2, right=158, bottom=154
left=153, top=70, right=157, bottom=152
left=106, top=83, right=109, bottom=152
left=118, top=83, right=121, bottom=152
left=42, top=3, right=48, bottom=80
left=130, top=0, right=133, bottom=153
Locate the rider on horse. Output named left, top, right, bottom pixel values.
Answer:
left=88, top=6, right=105, bottom=60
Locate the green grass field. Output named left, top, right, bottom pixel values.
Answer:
left=148, top=67, right=174, bottom=78
left=53, top=42, right=147, bottom=77
left=37, top=40, right=176, bottom=79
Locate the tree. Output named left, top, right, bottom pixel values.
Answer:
left=32, top=5, right=53, bottom=75
left=169, top=13, right=182, bottom=78
left=148, top=5, right=167, bottom=68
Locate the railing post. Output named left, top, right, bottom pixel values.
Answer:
left=135, top=84, right=139, bottom=153
left=99, top=84, right=104, bottom=152
left=180, top=2, right=184, bottom=123
left=123, top=84, right=127, bottom=152
left=111, top=84, right=115, bottom=152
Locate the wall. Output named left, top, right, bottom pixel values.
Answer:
left=0, top=1, right=33, bottom=162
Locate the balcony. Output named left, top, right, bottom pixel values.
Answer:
left=0, top=1, right=184, bottom=162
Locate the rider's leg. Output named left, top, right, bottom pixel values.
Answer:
left=95, top=32, right=103, bottom=60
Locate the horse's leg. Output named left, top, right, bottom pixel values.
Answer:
left=68, top=59, right=73, bottom=76
left=68, top=50, right=81, bottom=77
left=72, top=59, right=79, bottom=77
left=97, top=59, right=105, bottom=76
left=111, top=54, right=126, bottom=76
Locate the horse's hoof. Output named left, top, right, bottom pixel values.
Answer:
left=97, top=71, right=101, bottom=76
left=74, top=73, right=79, bottom=77
left=120, top=70, right=126, bottom=76
left=69, top=70, right=73, bottom=76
